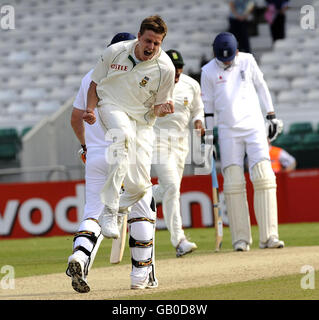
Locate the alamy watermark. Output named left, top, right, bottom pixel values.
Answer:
left=301, top=5, right=316, bottom=30
left=1, top=5, right=15, bottom=30
left=99, top=128, right=213, bottom=175
left=0, top=265, right=15, bottom=290
left=300, top=265, right=315, bottom=290
left=0, top=5, right=317, bottom=31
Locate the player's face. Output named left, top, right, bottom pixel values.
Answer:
left=223, top=60, right=233, bottom=65
left=174, top=67, right=183, bottom=84
left=136, top=30, right=163, bottom=61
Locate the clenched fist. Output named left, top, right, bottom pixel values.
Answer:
left=83, top=110, right=96, bottom=125
left=154, top=101, right=174, bottom=117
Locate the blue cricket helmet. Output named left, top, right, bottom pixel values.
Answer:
left=212, top=32, right=238, bottom=62
left=108, top=32, right=136, bottom=46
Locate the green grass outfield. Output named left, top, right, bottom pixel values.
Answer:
left=123, top=272, right=319, bottom=300
left=1, top=222, right=319, bottom=299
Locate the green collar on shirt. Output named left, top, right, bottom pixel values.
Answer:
left=128, top=55, right=137, bottom=67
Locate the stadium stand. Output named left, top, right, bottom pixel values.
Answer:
left=289, top=122, right=314, bottom=136
left=0, top=1, right=230, bottom=122
left=272, top=133, right=302, bottom=154
left=0, top=0, right=231, bottom=172
left=289, top=132, right=319, bottom=169
left=0, top=128, right=21, bottom=165
left=257, top=0, right=319, bottom=168
left=0, top=0, right=318, bottom=177
left=20, top=126, right=32, bottom=137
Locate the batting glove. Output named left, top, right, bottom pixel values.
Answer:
left=78, top=144, right=87, bottom=165
left=266, top=114, right=283, bottom=142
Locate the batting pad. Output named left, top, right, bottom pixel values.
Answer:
left=251, top=160, right=279, bottom=243
left=129, top=220, right=154, bottom=263
left=74, top=218, right=100, bottom=251
left=223, top=165, right=252, bottom=246
left=73, top=218, right=103, bottom=275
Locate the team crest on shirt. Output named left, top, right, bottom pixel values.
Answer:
left=217, top=75, right=227, bottom=84
left=139, top=76, right=150, bottom=87
left=183, top=97, right=189, bottom=106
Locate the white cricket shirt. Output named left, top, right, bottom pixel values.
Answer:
left=201, top=52, right=274, bottom=138
left=73, top=69, right=112, bottom=148
left=154, top=73, right=204, bottom=136
left=91, top=39, right=175, bottom=125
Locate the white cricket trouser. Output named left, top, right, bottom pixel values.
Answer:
left=98, top=103, right=154, bottom=213
left=152, top=134, right=189, bottom=247
left=219, top=128, right=279, bottom=246
left=219, top=128, right=270, bottom=174
left=71, top=147, right=108, bottom=274
left=83, top=147, right=108, bottom=220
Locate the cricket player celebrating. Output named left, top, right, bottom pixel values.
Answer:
left=201, top=32, right=284, bottom=251
left=84, top=16, right=175, bottom=242
left=84, top=16, right=175, bottom=287
left=67, top=33, right=158, bottom=292
left=152, top=49, right=205, bottom=257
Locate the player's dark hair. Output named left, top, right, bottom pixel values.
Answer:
left=139, top=15, right=167, bottom=40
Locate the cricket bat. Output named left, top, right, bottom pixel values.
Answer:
left=212, top=157, right=223, bottom=252
left=110, top=215, right=127, bottom=264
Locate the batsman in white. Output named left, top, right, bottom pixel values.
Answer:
left=66, top=33, right=158, bottom=293
left=201, top=32, right=284, bottom=252
left=84, top=16, right=175, bottom=242
left=152, top=49, right=205, bottom=257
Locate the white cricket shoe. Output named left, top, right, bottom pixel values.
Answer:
left=176, top=239, right=198, bottom=257
left=259, top=236, right=284, bottom=249
left=67, top=252, right=90, bottom=293
left=234, top=240, right=250, bottom=252
left=131, top=266, right=158, bottom=290
left=98, top=206, right=120, bottom=239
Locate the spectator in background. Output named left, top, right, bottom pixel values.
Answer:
left=264, top=0, right=289, bottom=43
left=269, top=141, right=296, bottom=173
left=228, top=0, right=255, bottom=53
